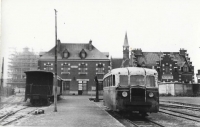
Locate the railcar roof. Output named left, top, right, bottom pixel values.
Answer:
left=104, top=67, right=157, bottom=78
left=24, top=70, right=63, bottom=80
left=24, top=70, right=54, bottom=74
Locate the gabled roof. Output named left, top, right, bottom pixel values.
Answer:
left=40, top=42, right=109, bottom=60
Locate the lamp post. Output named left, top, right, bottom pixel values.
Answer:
left=54, top=9, right=58, bottom=112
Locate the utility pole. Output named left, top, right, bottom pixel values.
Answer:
left=0, top=57, right=4, bottom=101
left=54, top=9, right=58, bottom=112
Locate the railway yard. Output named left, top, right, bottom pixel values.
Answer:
left=0, top=95, right=200, bottom=127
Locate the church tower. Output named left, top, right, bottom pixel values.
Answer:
left=123, top=32, right=129, bottom=60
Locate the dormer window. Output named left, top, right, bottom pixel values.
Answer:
left=80, top=49, right=87, bottom=59
left=63, top=52, right=69, bottom=58
left=81, top=52, right=86, bottom=58
left=62, top=49, right=69, bottom=59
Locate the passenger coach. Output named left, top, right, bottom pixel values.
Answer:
left=103, top=67, right=159, bottom=115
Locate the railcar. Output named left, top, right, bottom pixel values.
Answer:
left=103, top=67, right=159, bottom=115
left=24, top=70, right=63, bottom=106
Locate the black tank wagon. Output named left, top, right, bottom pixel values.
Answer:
left=24, top=70, right=63, bottom=106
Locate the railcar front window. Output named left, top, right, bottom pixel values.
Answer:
left=146, top=76, right=155, bottom=87
left=130, top=75, right=145, bottom=86
left=119, top=75, right=128, bottom=86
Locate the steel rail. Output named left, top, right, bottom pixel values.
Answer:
left=108, top=110, right=165, bottom=127
left=160, top=107, right=200, bottom=118
left=160, top=103, right=200, bottom=111
left=0, top=107, right=39, bottom=126
left=160, top=101, right=200, bottom=108
left=159, top=108, right=200, bottom=123
left=1, top=115, right=24, bottom=126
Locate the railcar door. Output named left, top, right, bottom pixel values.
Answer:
left=62, top=81, right=70, bottom=95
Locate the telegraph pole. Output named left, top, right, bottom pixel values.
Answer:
left=54, top=9, right=58, bottom=112
left=0, top=58, right=4, bottom=101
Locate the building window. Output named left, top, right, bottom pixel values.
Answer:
left=78, top=63, right=87, bottom=74
left=96, top=63, right=104, bottom=74
left=174, top=67, right=178, bottom=72
left=61, top=63, right=70, bottom=74
left=165, top=66, right=170, bottom=74
left=157, top=68, right=160, bottom=72
left=183, top=66, right=188, bottom=72
left=44, top=62, right=53, bottom=71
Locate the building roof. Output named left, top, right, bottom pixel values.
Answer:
left=111, top=58, right=123, bottom=69
left=136, top=52, right=187, bottom=67
left=40, top=41, right=109, bottom=60
left=111, top=51, right=192, bottom=69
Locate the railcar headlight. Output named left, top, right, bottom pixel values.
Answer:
left=122, top=91, right=128, bottom=97
left=149, top=92, right=154, bottom=97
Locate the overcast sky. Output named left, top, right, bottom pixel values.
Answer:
left=1, top=0, right=200, bottom=81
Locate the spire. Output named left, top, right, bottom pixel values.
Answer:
left=123, top=32, right=129, bottom=47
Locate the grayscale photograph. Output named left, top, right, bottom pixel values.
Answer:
left=0, top=0, right=200, bottom=126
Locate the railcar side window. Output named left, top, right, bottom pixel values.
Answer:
left=109, top=76, right=112, bottom=86
left=113, top=75, right=115, bottom=86
left=108, top=77, right=110, bottom=86
left=105, top=78, right=107, bottom=87
left=130, top=75, right=145, bottom=86
left=146, top=76, right=155, bottom=87
left=119, top=75, right=128, bottom=86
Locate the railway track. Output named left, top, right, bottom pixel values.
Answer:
left=160, top=101, right=200, bottom=108
left=160, top=103, right=200, bottom=111
left=126, top=117, right=165, bottom=127
left=159, top=108, right=200, bottom=123
left=0, top=106, right=39, bottom=126
left=107, top=110, right=165, bottom=127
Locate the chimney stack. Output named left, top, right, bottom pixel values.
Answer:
left=88, top=40, right=93, bottom=51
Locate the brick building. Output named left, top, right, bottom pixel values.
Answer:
left=193, top=70, right=200, bottom=96
left=38, top=40, right=110, bottom=95
left=111, top=33, right=195, bottom=96
left=197, top=70, right=200, bottom=83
